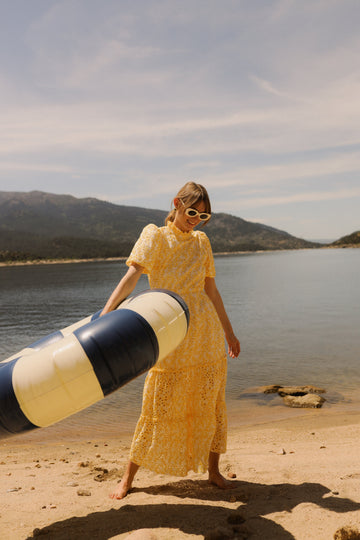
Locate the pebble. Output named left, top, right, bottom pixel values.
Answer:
left=66, top=481, right=79, bottom=487
left=94, top=473, right=106, bottom=482
left=94, top=466, right=108, bottom=473
left=77, top=489, right=91, bottom=496
left=334, top=525, right=360, bottom=540
left=270, top=448, right=286, bottom=455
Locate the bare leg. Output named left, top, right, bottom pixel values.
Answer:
left=110, top=460, right=139, bottom=499
left=208, top=451, right=234, bottom=489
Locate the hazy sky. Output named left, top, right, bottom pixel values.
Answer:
left=1, top=0, right=359, bottom=240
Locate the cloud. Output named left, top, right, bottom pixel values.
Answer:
left=232, top=186, right=360, bottom=210
left=1, top=0, right=360, bottom=239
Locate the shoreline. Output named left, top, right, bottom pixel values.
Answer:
left=0, top=256, right=128, bottom=268
left=5, top=398, right=360, bottom=448
left=1, top=409, right=360, bottom=539
left=1, top=245, right=356, bottom=269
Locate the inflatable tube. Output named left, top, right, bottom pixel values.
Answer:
left=0, top=289, right=189, bottom=439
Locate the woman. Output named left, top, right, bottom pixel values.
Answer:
left=101, top=182, right=240, bottom=499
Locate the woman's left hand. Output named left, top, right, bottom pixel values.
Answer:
left=226, top=333, right=241, bottom=358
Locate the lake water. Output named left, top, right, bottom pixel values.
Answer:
left=1, top=248, right=359, bottom=441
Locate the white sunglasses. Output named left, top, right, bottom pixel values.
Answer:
left=180, top=199, right=211, bottom=221
left=184, top=207, right=211, bottom=221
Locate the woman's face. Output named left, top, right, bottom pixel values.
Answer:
left=173, top=198, right=207, bottom=233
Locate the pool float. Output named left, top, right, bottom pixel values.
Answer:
left=0, top=289, right=189, bottom=439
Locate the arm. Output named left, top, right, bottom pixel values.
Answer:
left=100, top=263, right=144, bottom=316
left=204, top=276, right=241, bottom=358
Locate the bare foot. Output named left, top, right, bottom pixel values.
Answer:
left=208, top=470, right=235, bottom=489
left=109, top=478, right=132, bottom=499
left=109, top=460, right=139, bottom=500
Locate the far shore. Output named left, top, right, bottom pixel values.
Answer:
left=2, top=244, right=357, bottom=269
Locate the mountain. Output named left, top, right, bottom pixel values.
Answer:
left=0, top=191, right=319, bottom=262
left=330, top=231, right=360, bottom=247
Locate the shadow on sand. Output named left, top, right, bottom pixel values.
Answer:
left=27, top=479, right=360, bottom=539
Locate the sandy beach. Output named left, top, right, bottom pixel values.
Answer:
left=1, top=409, right=360, bottom=540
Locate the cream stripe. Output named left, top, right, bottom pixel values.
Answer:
left=120, top=292, right=188, bottom=360
left=12, top=334, right=103, bottom=427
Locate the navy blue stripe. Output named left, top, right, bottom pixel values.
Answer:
left=74, top=309, right=159, bottom=396
left=0, top=359, right=38, bottom=438
left=28, top=330, right=63, bottom=351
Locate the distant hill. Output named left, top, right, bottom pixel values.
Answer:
left=330, top=231, right=360, bottom=247
left=0, top=191, right=319, bottom=263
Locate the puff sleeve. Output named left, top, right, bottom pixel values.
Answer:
left=126, top=224, right=162, bottom=275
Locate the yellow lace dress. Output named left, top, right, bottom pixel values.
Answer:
left=126, top=221, right=227, bottom=476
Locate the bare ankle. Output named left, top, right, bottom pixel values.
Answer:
left=208, top=470, right=234, bottom=490
left=109, top=460, right=139, bottom=500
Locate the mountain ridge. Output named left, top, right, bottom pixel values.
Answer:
left=330, top=230, right=360, bottom=247
left=0, top=190, right=320, bottom=262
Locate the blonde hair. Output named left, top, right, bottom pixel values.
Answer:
left=165, top=182, right=212, bottom=227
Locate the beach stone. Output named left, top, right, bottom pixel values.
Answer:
left=260, top=385, right=283, bottom=394
left=282, top=394, right=325, bottom=408
left=278, top=386, right=308, bottom=397
left=302, top=385, right=326, bottom=394
left=334, top=526, right=360, bottom=539
left=278, top=385, right=326, bottom=397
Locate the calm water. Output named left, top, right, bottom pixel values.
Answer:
left=1, top=248, right=359, bottom=440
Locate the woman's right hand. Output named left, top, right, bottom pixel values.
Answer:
left=100, top=263, right=143, bottom=316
